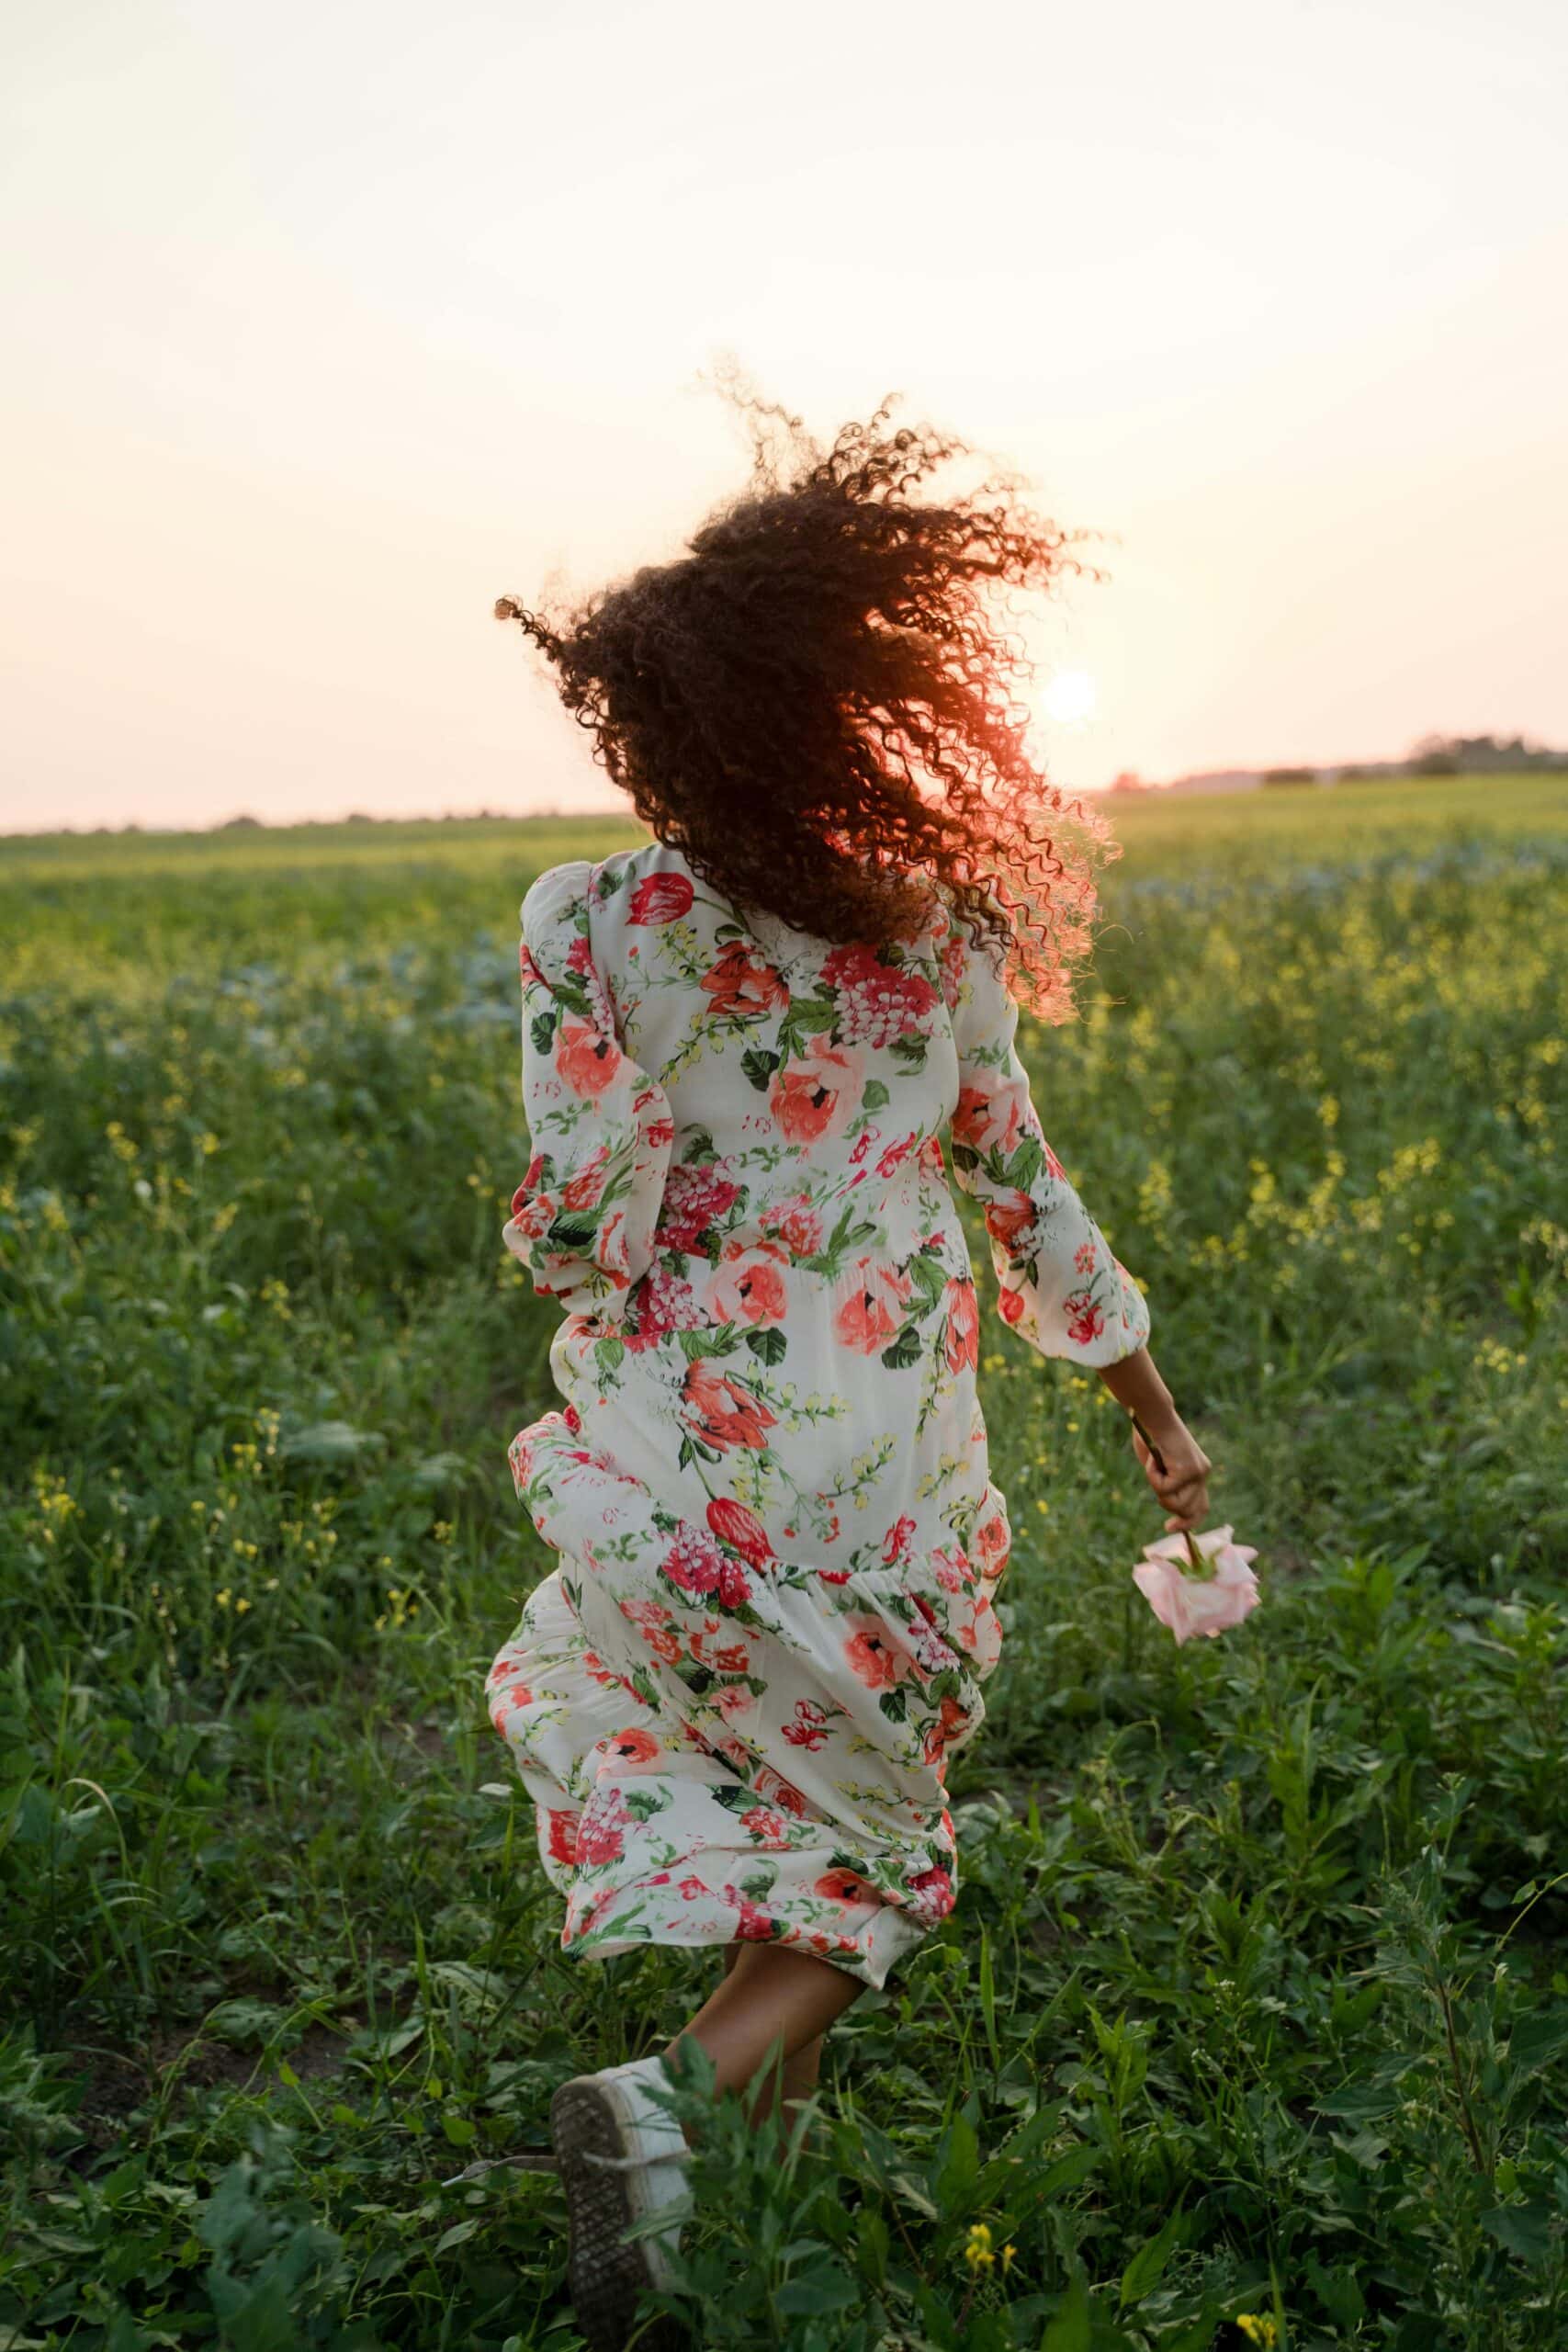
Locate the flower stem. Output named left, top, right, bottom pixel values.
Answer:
left=1128, top=1411, right=1167, bottom=1476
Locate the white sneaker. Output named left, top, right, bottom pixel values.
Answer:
left=550, top=2053, right=689, bottom=2347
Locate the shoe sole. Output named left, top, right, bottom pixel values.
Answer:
left=550, top=2077, right=681, bottom=2350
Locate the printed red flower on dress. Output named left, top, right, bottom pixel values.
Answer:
left=660, top=1524, right=725, bottom=1598
left=1064, top=1293, right=1105, bottom=1348
left=657, top=1163, right=741, bottom=1248
left=882, top=1514, right=917, bottom=1566
left=905, top=1865, right=954, bottom=1921
left=781, top=1699, right=829, bottom=1752
left=681, top=1361, right=777, bottom=1452
left=545, top=1809, right=579, bottom=1866
left=575, top=1797, right=628, bottom=1868
left=627, top=872, right=694, bottom=924
left=709, top=1243, right=789, bottom=1328
left=700, top=938, right=788, bottom=1020
left=814, top=1867, right=879, bottom=1907
left=706, top=1496, right=775, bottom=1567
left=608, top=1724, right=660, bottom=1764
left=554, top=1020, right=623, bottom=1098
left=843, top=1621, right=907, bottom=1690
left=984, top=1189, right=1039, bottom=1252
left=761, top=1194, right=823, bottom=1255
left=833, top=1255, right=913, bottom=1354
left=769, top=1037, right=863, bottom=1143
left=943, top=1277, right=980, bottom=1373
left=821, top=944, right=937, bottom=1046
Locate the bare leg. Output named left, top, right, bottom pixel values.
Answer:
left=668, top=1941, right=859, bottom=2124
left=713, top=1946, right=820, bottom=2123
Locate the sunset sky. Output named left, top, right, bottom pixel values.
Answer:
left=3, top=0, right=1564, bottom=831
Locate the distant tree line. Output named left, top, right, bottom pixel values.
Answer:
left=1250, top=734, right=1568, bottom=790
left=1109, top=734, right=1566, bottom=794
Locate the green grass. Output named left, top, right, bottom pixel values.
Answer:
left=2, top=774, right=1566, bottom=2352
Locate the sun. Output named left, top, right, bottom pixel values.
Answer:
left=1039, top=668, right=1098, bottom=727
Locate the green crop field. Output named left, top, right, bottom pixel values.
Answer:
left=3, top=774, right=1566, bottom=2351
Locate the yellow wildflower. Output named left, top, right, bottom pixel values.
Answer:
left=963, top=2222, right=995, bottom=2272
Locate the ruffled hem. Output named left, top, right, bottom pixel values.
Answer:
left=488, top=1411, right=1011, bottom=1989
left=488, top=1564, right=950, bottom=1990
left=553, top=1893, right=928, bottom=1991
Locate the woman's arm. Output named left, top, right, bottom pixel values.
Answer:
left=944, top=922, right=1212, bottom=1531
left=503, top=862, right=673, bottom=1316
left=946, top=930, right=1151, bottom=1367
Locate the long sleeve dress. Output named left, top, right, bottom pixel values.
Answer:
left=485, top=842, right=1150, bottom=1989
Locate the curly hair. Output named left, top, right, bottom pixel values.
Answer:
left=495, top=386, right=1115, bottom=1020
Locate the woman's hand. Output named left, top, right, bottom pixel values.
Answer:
left=1095, top=1348, right=1214, bottom=1530
left=1130, top=1416, right=1213, bottom=1532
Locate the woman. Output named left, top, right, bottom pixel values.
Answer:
left=486, top=391, right=1211, bottom=2348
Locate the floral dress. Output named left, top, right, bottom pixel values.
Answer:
left=486, top=842, right=1150, bottom=1989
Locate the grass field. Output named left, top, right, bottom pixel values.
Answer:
left=3, top=775, right=1566, bottom=2352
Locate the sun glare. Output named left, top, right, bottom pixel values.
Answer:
left=1040, top=669, right=1098, bottom=727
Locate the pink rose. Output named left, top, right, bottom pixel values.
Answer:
left=1133, top=1525, right=1260, bottom=1645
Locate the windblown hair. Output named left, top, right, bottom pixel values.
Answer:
left=495, top=386, right=1115, bottom=1019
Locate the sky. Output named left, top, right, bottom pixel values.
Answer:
left=3, top=0, right=1565, bottom=831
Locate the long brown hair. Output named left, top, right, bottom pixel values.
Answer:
left=495, top=385, right=1114, bottom=1019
